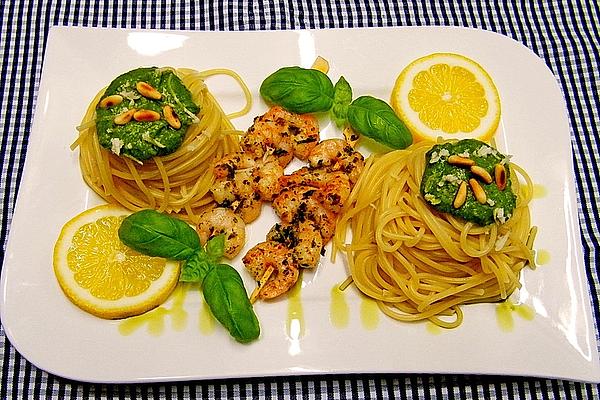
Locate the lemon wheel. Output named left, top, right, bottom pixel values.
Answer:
left=53, top=204, right=181, bottom=319
left=391, top=53, right=501, bottom=142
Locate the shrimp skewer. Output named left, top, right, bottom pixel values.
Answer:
left=243, top=241, right=299, bottom=300
left=205, top=106, right=366, bottom=302
left=267, top=220, right=324, bottom=268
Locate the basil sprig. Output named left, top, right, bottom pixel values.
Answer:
left=260, top=66, right=334, bottom=114
left=347, top=96, right=413, bottom=149
left=259, top=67, right=413, bottom=149
left=118, top=209, right=200, bottom=260
left=118, top=210, right=260, bottom=343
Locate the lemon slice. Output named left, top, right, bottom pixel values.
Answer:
left=53, top=204, right=180, bottom=319
left=391, top=53, right=501, bottom=142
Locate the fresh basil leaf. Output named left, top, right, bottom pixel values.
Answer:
left=202, top=264, right=261, bottom=343
left=260, top=66, right=334, bottom=114
left=347, top=96, right=413, bottom=149
left=180, top=249, right=213, bottom=285
left=118, top=209, right=200, bottom=260
left=331, top=76, right=352, bottom=127
left=205, top=235, right=225, bottom=262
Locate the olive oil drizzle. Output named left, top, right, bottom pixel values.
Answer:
left=360, top=296, right=379, bottom=330
left=536, top=249, right=551, bottom=266
left=286, top=277, right=305, bottom=339
left=532, top=184, right=548, bottom=199
left=118, top=283, right=191, bottom=336
left=330, top=284, right=350, bottom=328
left=496, top=301, right=535, bottom=332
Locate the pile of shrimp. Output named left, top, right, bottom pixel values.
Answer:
left=196, top=105, right=365, bottom=301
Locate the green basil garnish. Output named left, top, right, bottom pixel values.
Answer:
left=118, top=209, right=200, bottom=260
left=347, top=96, right=413, bottom=149
left=202, top=263, right=261, bottom=343
left=259, top=66, right=334, bottom=114
left=119, top=211, right=260, bottom=343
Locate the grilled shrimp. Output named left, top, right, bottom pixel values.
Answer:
left=210, top=152, right=262, bottom=223
left=279, top=167, right=352, bottom=214
left=243, top=241, right=299, bottom=300
left=308, top=138, right=365, bottom=183
left=242, top=106, right=320, bottom=165
left=196, top=207, right=246, bottom=259
left=272, top=185, right=337, bottom=241
left=267, top=220, right=323, bottom=268
left=251, top=156, right=284, bottom=201
left=213, top=152, right=256, bottom=180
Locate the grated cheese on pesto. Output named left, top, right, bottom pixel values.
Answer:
left=500, top=154, right=513, bottom=165
left=424, top=193, right=441, bottom=205
left=494, top=207, right=507, bottom=224
left=142, top=132, right=166, bottom=148
left=119, top=89, right=141, bottom=107
left=110, top=138, right=124, bottom=155
left=475, top=145, right=497, bottom=158
left=438, top=174, right=461, bottom=186
left=429, top=148, right=450, bottom=164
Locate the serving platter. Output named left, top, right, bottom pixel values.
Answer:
left=1, top=25, right=599, bottom=383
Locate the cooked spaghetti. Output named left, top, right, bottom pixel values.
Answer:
left=334, top=140, right=536, bottom=328
left=72, top=68, right=251, bottom=223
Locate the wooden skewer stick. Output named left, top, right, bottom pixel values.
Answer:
left=250, top=266, right=275, bottom=304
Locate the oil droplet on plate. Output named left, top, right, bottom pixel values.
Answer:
left=496, top=301, right=535, bottom=332
left=199, top=300, right=216, bottom=335
left=118, top=283, right=191, bottom=336
left=515, top=303, right=535, bottom=321
left=536, top=249, right=551, bottom=266
left=426, top=322, right=443, bottom=335
left=287, top=278, right=305, bottom=339
left=496, top=302, right=514, bottom=332
left=360, top=296, right=379, bottom=330
left=533, top=184, right=547, bottom=199
left=287, top=278, right=305, bottom=356
left=118, top=307, right=168, bottom=337
left=330, top=284, right=350, bottom=328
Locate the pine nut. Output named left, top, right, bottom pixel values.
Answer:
left=471, top=165, right=493, bottom=184
left=448, top=155, right=475, bottom=166
left=113, top=108, right=136, bottom=125
left=163, top=105, right=181, bottom=129
left=133, top=109, right=161, bottom=122
left=453, top=181, right=467, bottom=208
left=99, top=94, right=123, bottom=108
left=469, top=178, right=487, bottom=204
left=136, top=81, right=162, bottom=100
left=495, top=164, right=507, bottom=190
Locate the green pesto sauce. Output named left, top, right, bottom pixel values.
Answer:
left=420, top=139, right=516, bottom=226
left=95, top=67, right=200, bottom=161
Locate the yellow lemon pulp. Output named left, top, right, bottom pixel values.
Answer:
left=54, top=204, right=180, bottom=319
left=391, top=53, right=501, bottom=142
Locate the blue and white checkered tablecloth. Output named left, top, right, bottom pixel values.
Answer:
left=1, top=1, right=598, bottom=398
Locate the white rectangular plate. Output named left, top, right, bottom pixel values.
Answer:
left=2, top=26, right=599, bottom=383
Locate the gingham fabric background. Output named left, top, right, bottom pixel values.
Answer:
left=1, top=0, right=598, bottom=399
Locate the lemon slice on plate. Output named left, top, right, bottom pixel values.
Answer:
left=391, top=53, right=501, bottom=142
left=53, top=204, right=180, bottom=319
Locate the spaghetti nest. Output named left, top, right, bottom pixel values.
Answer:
left=335, top=140, right=536, bottom=328
left=72, top=68, right=251, bottom=223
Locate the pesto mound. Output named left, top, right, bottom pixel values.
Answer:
left=420, top=139, right=516, bottom=226
left=95, top=67, right=200, bottom=161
